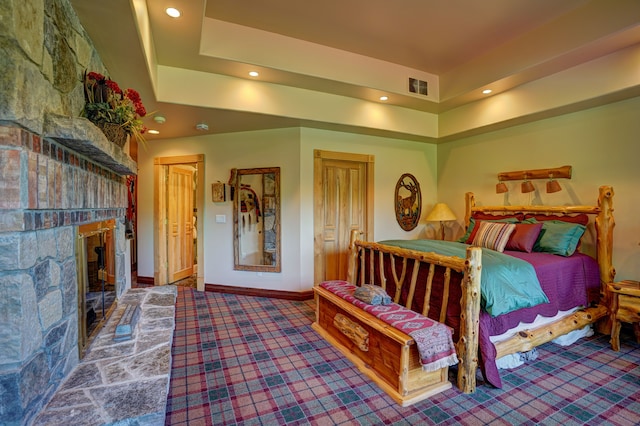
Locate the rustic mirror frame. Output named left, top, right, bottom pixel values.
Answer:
left=233, top=167, right=281, bottom=272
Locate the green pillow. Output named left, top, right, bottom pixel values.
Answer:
left=532, top=219, right=586, bottom=256
left=457, top=217, right=520, bottom=243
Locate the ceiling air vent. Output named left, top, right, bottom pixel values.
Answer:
left=409, top=78, right=428, bottom=96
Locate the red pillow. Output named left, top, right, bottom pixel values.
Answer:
left=472, top=212, right=524, bottom=221
left=523, top=213, right=589, bottom=225
left=466, top=222, right=481, bottom=244
left=505, top=223, right=544, bottom=253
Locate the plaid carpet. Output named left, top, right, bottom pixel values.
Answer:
left=165, top=288, right=640, bottom=425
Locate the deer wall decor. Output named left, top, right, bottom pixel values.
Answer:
left=394, top=173, right=422, bottom=231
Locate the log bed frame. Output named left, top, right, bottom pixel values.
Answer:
left=314, top=185, right=615, bottom=400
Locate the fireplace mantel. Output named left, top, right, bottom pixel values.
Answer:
left=44, top=113, right=137, bottom=175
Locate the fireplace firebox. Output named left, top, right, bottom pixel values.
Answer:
left=76, top=220, right=118, bottom=357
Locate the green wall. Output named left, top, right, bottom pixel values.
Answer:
left=437, top=96, right=640, bottom=281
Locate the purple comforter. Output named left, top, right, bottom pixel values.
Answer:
left=479, top=251, right=600, bottom=388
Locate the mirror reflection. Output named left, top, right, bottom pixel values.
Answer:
left=233, top=167, right=281, bottom=272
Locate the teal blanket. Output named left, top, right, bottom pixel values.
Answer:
left=378, top=240, right=549, bottom=317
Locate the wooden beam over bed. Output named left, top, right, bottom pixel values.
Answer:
left=497, top=165, right=572, bottom=182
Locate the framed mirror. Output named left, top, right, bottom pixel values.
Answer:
left=233, top=167, right=281, bottom=272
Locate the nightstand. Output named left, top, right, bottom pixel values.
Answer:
left=608, top=280, right=640, bottom=351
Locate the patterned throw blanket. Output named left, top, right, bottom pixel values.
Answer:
left=320, top=281, right=458, bottom=372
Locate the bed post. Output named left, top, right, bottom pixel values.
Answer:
left=457, top=246, right=482, bottom=394
left=347, top=229, right=361, bottom=284
left=596, top=185, right=615, bottom=333
left=596, top=186, right=615, bottom=286
left=464, top=192, right=475, bottom=229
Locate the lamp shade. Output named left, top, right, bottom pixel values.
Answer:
left=425, top=203, right=457, bottom=222
left=496, top=182, right=508, bottom=194
left=546, top=179, right=562, bottom=193
left=521, top=180, right=535, bottom=193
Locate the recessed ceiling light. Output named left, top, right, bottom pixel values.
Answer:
left=379, top=96, right=388, bottom=101
left=148, top=129, right=160, bottom=135
left=249, top=71, right=259, bottom=77
left=166, top=7, right=181, bottom=18
left=482, top=89, right=492, bottom=94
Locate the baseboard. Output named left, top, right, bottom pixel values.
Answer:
left=134, top=276, right=313, bottom=301
left=136, top=275, right=155, bottom=285
left=205, top=283, right=314, bottom=301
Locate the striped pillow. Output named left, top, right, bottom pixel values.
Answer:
left=471, top=221, right=516, bottom=252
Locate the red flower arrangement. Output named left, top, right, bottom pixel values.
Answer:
left=81, top=71, right=149, bottom=147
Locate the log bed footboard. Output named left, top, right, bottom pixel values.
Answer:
left=342, top=239, right=483, bottom=394
left=336, top=232, right=608, bottom=397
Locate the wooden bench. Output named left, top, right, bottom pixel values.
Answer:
left=312, top=281, right=453, bottom=406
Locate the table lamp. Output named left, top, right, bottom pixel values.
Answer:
left=425, top=203, right=457, bottom=240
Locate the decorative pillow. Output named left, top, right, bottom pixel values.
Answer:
left=457, top=218, right=476, bottom=242
left=505, top=222, right=544, bottom=253
left=458, top=217, right=520, bottom=243
left=532, top=219, right=586, bottom=256
left=354, top=284, right=392, bottom=305
left=472, top=212, right=524, bottom=221
left=471, top=221, right=516, bottom=252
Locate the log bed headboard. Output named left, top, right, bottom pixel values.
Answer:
left=464, top=185, right=615, bottom=287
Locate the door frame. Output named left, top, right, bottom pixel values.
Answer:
left=313, top=149, right=374, bottom=285
left=154, top=154, right=205, bottom=291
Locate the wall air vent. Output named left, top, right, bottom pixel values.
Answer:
left=408, top=78, right=428, bottom=96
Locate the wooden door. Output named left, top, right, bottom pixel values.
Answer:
left=314, top=150, right=374, bottom=284
left=154, top=155, right=204, bottom=289
left=167, top=165, right=194, bottom=283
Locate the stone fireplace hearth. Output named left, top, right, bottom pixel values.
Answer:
left=32, top=285, right=177, bottom=426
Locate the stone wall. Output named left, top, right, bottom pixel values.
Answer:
left=0, top=1, right=133, bottom=424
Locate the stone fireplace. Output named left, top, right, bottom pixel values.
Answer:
left=0, top=1, right=137, bottom=423
left=0, top=121, right=135, bottom=424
